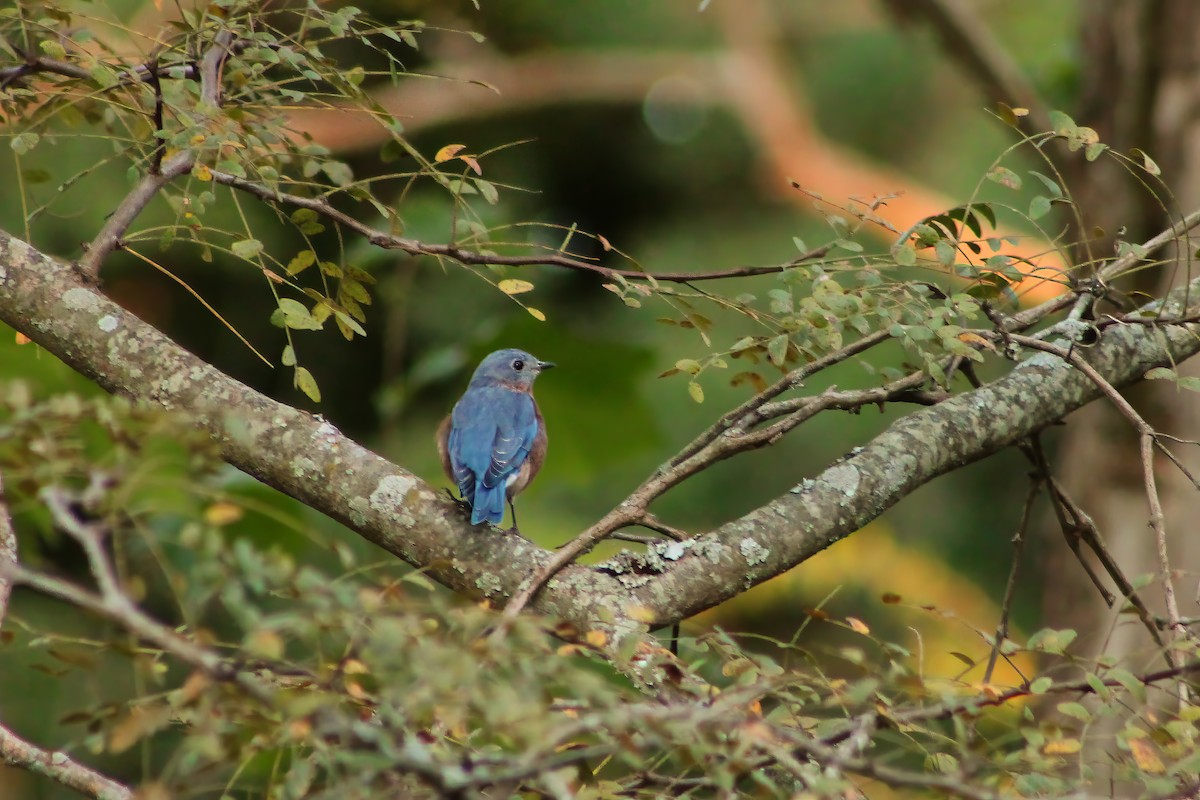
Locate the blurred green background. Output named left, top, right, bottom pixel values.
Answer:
left=0, top=1, right=1089, bottom=792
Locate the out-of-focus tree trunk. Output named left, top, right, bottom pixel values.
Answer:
left=1049, top=0, right=1200, bottom=689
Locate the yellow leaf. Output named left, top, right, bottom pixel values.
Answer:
left=435, top=144, right=466, bottom=163
left=1043, top=738, right=1082, bottom=755
left=341, top=658, right=369, bottom=675
left=497, top=279, right=535, bottom=295
left=585, top=630, right=608, bottom=648
left=526, top=306, right=547, bottom=322
left=687, top=381, right=704, bottom=403
left=626, top=605, right=656, bottom=624
left=294, top=366, right=321, bottom=402
left=288, top=718, right=313, bottom=740
left=1129, top=738, right=1165, bottom=774
left=245, top=629, right=284, bottom=660
left=191, top=163, right=213, bottom=181
left=958, top=332, right=996, bottom=351
left=14, top=332, right=30, bottom=345
left=847, top=617, right=870, bottom=635
left=204, top=501, right=243, bottom=526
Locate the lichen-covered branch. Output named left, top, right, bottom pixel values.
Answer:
left=1, top=226, right=1200, bottom=636
left=0, top=723, right=132, bottom=800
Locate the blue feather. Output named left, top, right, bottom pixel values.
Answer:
left=448, top=385, right=537, bottom=526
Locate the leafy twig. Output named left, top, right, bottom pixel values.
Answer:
left=76, top=29, right=235, bottom=281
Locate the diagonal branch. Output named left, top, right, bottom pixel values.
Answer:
left=75, top=29, right=235, bottom=282
left=880, top=0, right=1054, bottom=134
left=0, top=723, right=132, bottom=800
left=2, top=223, right=1200, bottom=636
left=209, top=169, right=833, bottom=283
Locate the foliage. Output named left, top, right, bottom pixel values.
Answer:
left=3, top=390, right=1200, bottom=799
left=3, top=1, right=1200, bottom=799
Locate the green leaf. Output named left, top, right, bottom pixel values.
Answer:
left=1131, top=148, right=1161, bottom=176
left=986, top=166, right=1022, bottom=190
left=687, top=381, right=704, bottom=403
left=1145, top=367, right=1177, bottom=381
left=334, top=311, right=366, bottom=337
left=730, top=336, right=756, bottom=352
left=767, top=334, right=789, bottom=367
left=294, top=367, right=321, bottom=402
left=675, top=359, right=701, bottom=375
left=1029, top=676, right=1053, bottom=694
left=277, top=299, right=323, bottom=331
left=340, top=279, right=371, bottom=304
left=39, top=39, right=66, bottom=59
left=475, top=179, right=499, bottom=205
left=281, top=345, right=296, bottom=367
left=231, top=239, right=264, bottom=260
left=1029, top=196, right=1052, bottom=220
left=1057, top=701, right=1091, bottom=722
left=1027, top=170, right=1063, bottom=197
left=287, top=251, right=316, bottom=275
left=1107, top=667, right=1147, bottom=702
left=891, top=242, right=917, bottom=266
left=10, top=132, right=39, bottom=155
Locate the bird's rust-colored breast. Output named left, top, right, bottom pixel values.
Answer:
left=435, top=414, right=454, bottom=483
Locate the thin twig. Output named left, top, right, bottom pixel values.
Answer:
left=983, top=476, right=1040, bottom=684
left=76, top=29, right=235, bottom=281
left=0, top=472, right=15, bottom=629
left=210, top=169, right=834, bottom=283
left=12, top=489, right=277, bottom=705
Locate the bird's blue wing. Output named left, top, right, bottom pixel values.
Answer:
left=448, top=386, right=537, bottom=524
left=480, top=391, right=537, bottom=491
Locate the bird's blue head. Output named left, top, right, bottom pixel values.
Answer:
left=469, top=348, right=555, bottom=389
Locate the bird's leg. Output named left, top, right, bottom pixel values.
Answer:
left=506, top=498, right=520, bottom=534
left=444, top=488, right=472, bottom=515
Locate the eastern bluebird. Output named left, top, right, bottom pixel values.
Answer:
left=436, top=348, right=554, bottom=528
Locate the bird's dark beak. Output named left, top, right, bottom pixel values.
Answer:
left=537, top=360, right=556, bottom=370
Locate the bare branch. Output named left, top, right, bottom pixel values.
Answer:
left=881, top=0, right=1054, bottom=134
left=3, top=220, right=1200, bottom=631
left=0, top=723, right=132, bottom=800
left=0, top=472, right=14, bottom=629
left=75, top=29, right=235, bottom=282
left=209, top=169, right=833, bottom=283
left=983, top=475, right=1040, bottom=685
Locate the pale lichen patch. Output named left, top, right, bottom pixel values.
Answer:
left=739, top=537, right=769, bottom=566
left=347, top=496, right=369, bottom=527
left=63, top=287, right=100, bottom=313
left=291, top=456, right=319, bottom=480
left=474, top=572, right=503, bottom=598
left=823, top=463, right=860, bottom=503
left=98, top=314, right=119, bottom=332
left=369, top=475, right=418, bottom=523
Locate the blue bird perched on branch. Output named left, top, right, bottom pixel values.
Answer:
left=437, top=348, right=554, bottom=529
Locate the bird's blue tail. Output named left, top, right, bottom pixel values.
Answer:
left=470, top=483, right=506, bottom=526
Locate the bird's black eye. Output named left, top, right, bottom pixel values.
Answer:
left=512, top=359, right=525, bottom=371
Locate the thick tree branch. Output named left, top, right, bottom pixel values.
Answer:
left=2, top=225, right=1200, bottom=636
